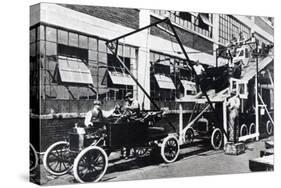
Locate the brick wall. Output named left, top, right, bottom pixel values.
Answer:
left=39, top=117, right=84, bottom=151
left=60, top=4, right=139, bottom=30
left=150, top=17, right=213, bottom=55
left=40, top=99, right=124, bottom=115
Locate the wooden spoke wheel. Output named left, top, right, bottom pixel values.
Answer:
left=30, top=144, right=38, bottom=172
left=73, top=146, right=108, bottom=183
left=266, top=121, right=273, bottom=135
left=249, top=123, right=256, bottom=135
left=134, top=147, right=149, bottom=158
left=240, top=124, right=248, bottom=137
left=184, top=128, right=194, bottom=144
left=160, top=135, right=179, bottom=163
left=43, top=141, right=72, bottom=176
left=211, top=128, right=222, bottom=150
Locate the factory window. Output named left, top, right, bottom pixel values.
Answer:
left=57, top=56, right=93, bottom=85
left=103, top=47, right=136, bottom=100
left=150, top=52, right=191, bottom=102
left=151, top=10, right=213, bottom=38
left=219, top=15, right=250, bottom=45
left=34, top=25, right=137, bottom=113
left=179, top=12, right=192, bottom=22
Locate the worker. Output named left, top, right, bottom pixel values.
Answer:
left=193, top=60, right=206, bottom=92
left=120, top=92, right=140, bottom=159
left=122, top=92, right=140, bottom=118
left=227, top=93, right=240, bottom=143
left=84, top=100, right=117, bottom=127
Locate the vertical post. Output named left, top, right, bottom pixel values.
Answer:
left=179, top=103, right=183, bottom=145
left=255, top=44, right=260, bottom=140
left=223, top=99, right=228, bottom=144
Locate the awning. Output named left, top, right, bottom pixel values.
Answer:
left=154, top=74, right=176, bottom=90
left=180, top=80, right=196, bottom=91
left=107, top=71, right=135, bottom=86
left=241, top=56, right=273, bottom=82
left=58, top=56, right=93, bottom=84
left=199, top=14, right=213, bottom=27
left=190, top=12, right=199, bottom=17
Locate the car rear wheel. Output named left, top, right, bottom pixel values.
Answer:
left=184, top=128, right=194, bottom=144
left=160, top=135, right=179, bottom=163
left=266, top=121, right=273, bottom=135
left=240, top=124, right=248, bottom=137
left=211, top=128, right=222, bottom=150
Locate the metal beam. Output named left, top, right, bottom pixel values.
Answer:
left=107, top=18, right=169, bottom=43
left=258, top=93, right=274, bottom=126
left=106, top=43, right=177, bottom=132
left=166, top=19, right=228, bottom=139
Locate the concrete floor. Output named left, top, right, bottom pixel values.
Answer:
left=31, top=137, right=273, bottom=185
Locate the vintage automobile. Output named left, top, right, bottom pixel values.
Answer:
left=43, top=110, right=180, bottom=183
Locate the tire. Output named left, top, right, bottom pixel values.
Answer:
left=184, top=128, right=194, bottom=144
left=266, top=121, right=273, bottom=135
left=249, top=123, right=255, bottom=134
left=73, top=146, right=108, bottom=183
left=30, top=144, right=38, bottom=172
left=160, top=135, right=180, bottom=163
left=211, top=128, right=223, bottom=150
left=43, top=141, right=72, bottom=176
left=134, top=147, right=149, bottom=158
left=240, top=124, right=248, bottom=137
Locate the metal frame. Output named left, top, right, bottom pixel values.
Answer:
left=106, top=18, right=274, bottom=146
left=106, top=18, right=221, bottom=137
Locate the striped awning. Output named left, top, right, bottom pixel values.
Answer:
left=199, top=14, right=213, bottom=26
left=154, top=74, right=176, bottom=90
left=107, top=71, right=135, bottom=86
left=180, top=80, right=196, bottom=91
left=58, top=56, right=93, bottom=84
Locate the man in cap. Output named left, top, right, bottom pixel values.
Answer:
left=120, top=92, right=140, bottom=159
left=122, top=92, right=140, bottom=118
left=84, top=100, right=117, bottom=127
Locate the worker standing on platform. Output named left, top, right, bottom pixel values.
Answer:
left=227, top=94, right=240, bottom=143
left=193, top=60, right=205, bottom=92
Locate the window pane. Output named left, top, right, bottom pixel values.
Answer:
left=89, top=37, right=97, bottom=51
left=117, top=45, right=123, bottom=56
left=37, top=25, right=45, bottom=41
left=30, top=43, right=36, bottom=57
left=58, top=30, right=68, bottom=45
left=79, top=35, right=88, bottom=49
left=46, top=42, right=57, bottom=56
left=124, top=46, right=130, bottom=58
left=69, top=32, right=78, bottom=47
left=89, top=60, right=98, bottom=67
left=88, top=50, right=98, bottom=61
left=98, top=52, right=107, bottom=63
left=46, top=27, right=57, bottom=42
left=98, top=40, right=107, bottom=52
left=30, top=28, right=36, bottom=43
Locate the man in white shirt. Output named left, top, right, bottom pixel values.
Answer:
left=193, top=60, right=205, bottom=92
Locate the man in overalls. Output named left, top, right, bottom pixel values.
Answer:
left=227, top=94, right=240, bottom=143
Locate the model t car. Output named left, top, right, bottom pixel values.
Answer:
left=43, top=110, right=180, bottom=183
